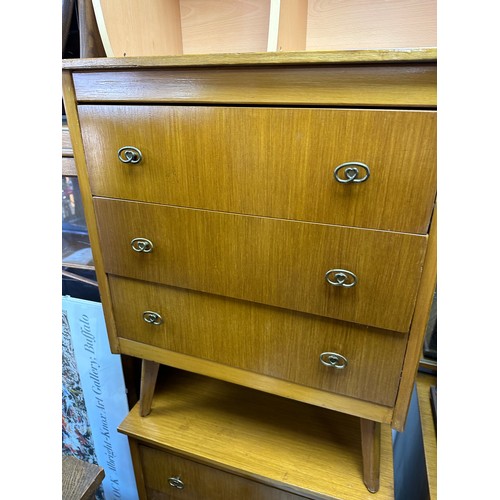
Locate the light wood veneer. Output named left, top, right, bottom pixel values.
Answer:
left=95, top=198, right=427, bottom=332
left=108, top=275, right=408, bottom=406
left=91, top=0, right=435, bottom=57
left=80, top=105, right=436, bottom=234
left=119, top=368, right=395, bottom=500
left=73, top=64, right=436, bottom=107
left=63, top=49, right=437, bottom=495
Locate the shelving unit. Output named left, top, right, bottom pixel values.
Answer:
left=62, top=121, right=94, bottom=272
left=92, top=0, right=436, bottom=57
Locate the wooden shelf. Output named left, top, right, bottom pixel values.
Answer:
left=92, top=0, right=436, bottom=58
left=118, top=367, right=395, bottom=499
left=62, top=123, right=77, bottom=175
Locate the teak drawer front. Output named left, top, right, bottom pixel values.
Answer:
left=109, top=276, right=407, bottom=406
left=95, top=198, right=428, bottom=332
left=71, top=63, right=436, bottom=107
left=139, top=444, right=310, bottom=500
left=79, top=105, right=436, bottom=234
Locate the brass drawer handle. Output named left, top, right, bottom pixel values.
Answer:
left=168, top=476, right=184, bottom=489
left=334, top=162, right=370, bottom=184
left=131, top=237, right=154, bottom=253
left=118, top=146, right=143, bottom=164
left=320, top=352, right=348, bottom=369
left=325, top=269, right=358, bottom=288
left=143, top=311, right=163, bottom=325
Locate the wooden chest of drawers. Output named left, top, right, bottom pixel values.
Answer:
left=118, top=368, right=396, bottom=499
left=62, top=48, right=436, bottom=495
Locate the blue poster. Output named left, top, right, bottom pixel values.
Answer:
left=62, top=296, right=138, bottom=500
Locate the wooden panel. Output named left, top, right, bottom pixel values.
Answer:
left=94, top=198, right=427, bottom=332
left=62, top=125, right=73, bottom=156
left=128, top=439, right=149, bottom=499
left=79, top=105, right=436, bottom=234
left=72, top=64, right=436, bottom=107
left=276, top=0, right=308, bottom=51
left=121, top=338, right=393, bottom=422
left=392, top=208, right=437, bottom=430
left=109, top=276, right=407, bottom=406
left=140, top=445, right=308, bottom=499
left=180, top=0, right=271, bottom=54
left=62, top=158, right=77, bottom=176
left=306, top=0, right=436, bottom=51
left=62, top=72, right=121, bottom=352
left=62, top=455, right=105, bottom=500
left=63, top=48, right=437, bottom=70
left=92, top=0, right=183, bottom=57
left=118, top=369, right=395, bottom=499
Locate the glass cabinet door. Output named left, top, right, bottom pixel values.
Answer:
left=62, top=175, right=93, bottom=269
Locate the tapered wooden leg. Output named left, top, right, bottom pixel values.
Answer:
left=139, top=360, right=160, bottom=417
left=360, top=418, right=381, bottom=493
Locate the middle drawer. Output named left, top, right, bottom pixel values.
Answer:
left=95, top=198, right=427, bottom=332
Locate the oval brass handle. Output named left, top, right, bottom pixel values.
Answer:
left=320, top=352, right=348, bottom=369
left=325, top=269, right=358, bottom=288
left=131, top=237, right=154, bottom=253
left=334, top=162, right=370, bottom=183
left=168, top=476, right=184, bottom=489
left=118, top=146, right=143, bottom=164
left=143, top=311, right=163, bottom=325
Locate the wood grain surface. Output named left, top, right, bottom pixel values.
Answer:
left=180, top=0, right=271, bottom=54
left=62, top=455, right=105, bottom=500
left=62, top=47, right=437, bottom=70
left=62, top=72, right=121, bottom=352
left=62, top=158, right=77, bottom=176
left=140, top=445, right=309, bottom=499
left=79, top=105, right=436, bottom=234
left=63, top=49, right=436, bottom=438
left=72, top=63, right=436, bottom=107
left=275, top=0, right=309, bottom=51
left=118, top=368, right=395, bottom=499
left=108, top=275, right=407, bottom=406
left=94, top=198, right=427, bottom=332
left=139, top=360, right=160, bottom=417
left=89, top=0, right=434, bottom=58
left=306, top=0, right=436, bottom=51
left=119, top=337, right=394, bottom=423
left=128, top=439, right=149, bottom=499
left=360, top=419, right=381, bottom=493
left=92, top=0, right=183, bottom=57
left=62, top=123, right=77, bottom=174
left=62, top=124, right=73, bottom=156
left=392, top=209, right=437, bottom=430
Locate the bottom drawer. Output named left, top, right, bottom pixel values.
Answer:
left=139, top=444, right=310, bottom=500
left=109, top=275, right=407, bottom=406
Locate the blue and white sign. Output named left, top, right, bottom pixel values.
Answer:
left=63, top=296, right=138, bottom=500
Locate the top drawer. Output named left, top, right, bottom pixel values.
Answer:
left=79, top=105, right=436, bottom=233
